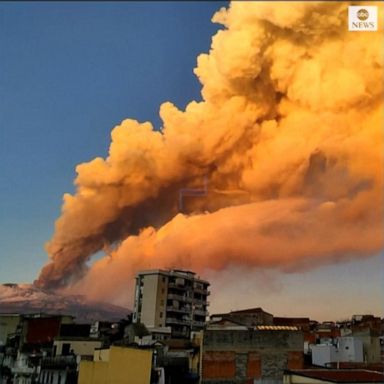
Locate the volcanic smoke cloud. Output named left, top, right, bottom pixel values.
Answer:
left=36, top=2, right=383, bottom=305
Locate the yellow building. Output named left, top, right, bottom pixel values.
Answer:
left=78, top=346, right=153, bottom=384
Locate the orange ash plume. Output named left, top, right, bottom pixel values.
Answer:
left=35, top=2, right=383, bottom=304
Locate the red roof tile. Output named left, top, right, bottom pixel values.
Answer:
left=288, top=369, right=384, bottom=383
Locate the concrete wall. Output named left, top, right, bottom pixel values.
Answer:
left=203, top=329, right=303, bottom=351
left=203, top=351, right=236, bottom=379
left=78, top=346, right=152, bottom=384
left=108, top=346, right=152, bottom=383
left=312, top=337, right=365, bottom=367
left=140, top=274, right=167, bottom=328
left=229, top=312, right=273, bottom=327
left=93, top=348, right=110, bottom=362
left=202, top=329, right=303, bottom=383
left=311, top=345, right=334, bottom=367
left=358, top=335, right=381, bottom=363
left=338, top=337, right=363, bottom=362
left=79, top=361, right=108, bottom=384
left=54, top=339, right=102, bottom=357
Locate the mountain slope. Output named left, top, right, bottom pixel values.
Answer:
left=0, top=283, right=130, bottom=323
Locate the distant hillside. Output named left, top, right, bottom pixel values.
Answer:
left=0, top=283, right=130, bottom=323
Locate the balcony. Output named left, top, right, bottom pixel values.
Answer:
left=40, top=356, right=77, bottom=369
left=193, top=287, right=210, bottom=295
left=171, top=329, right=190, bottom=338
left=192, top=320, right=206, bottom=328
left=193, top=297, right=210, bottom=305
left=168, top=282, right=188, bottom=290
left=193, top=309, right=208, bottom=316
left=167, top=293, right=193, bottom=302
left=167, top=293, right=184, bottom=301
left=11, top=366, right=35, bottom=375
left=166, top=317, right=191, bottom=326
left=199, top=300, right=210, bottom=306
left=166, top=306, right=190, bottom=314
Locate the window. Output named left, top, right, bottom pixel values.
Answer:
left=160, top=312, right=163, bottom=318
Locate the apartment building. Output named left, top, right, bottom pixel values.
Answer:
left=133, top=269, right=210, bottom=338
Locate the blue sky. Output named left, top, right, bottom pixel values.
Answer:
left=0, top=2, right=382, bottom=320
left=0, top=1, right=226, bottom=282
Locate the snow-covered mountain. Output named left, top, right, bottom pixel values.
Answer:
left=0, top=283, right=130, bottom=323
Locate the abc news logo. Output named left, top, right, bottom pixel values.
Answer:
left=348, top=6, right=378, bottom=31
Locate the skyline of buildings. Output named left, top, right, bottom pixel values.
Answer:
left=1, top=267, right=383, bottom=384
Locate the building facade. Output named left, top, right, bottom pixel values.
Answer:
left=133, top=269, right=210, bottom=338
left=311, top=337, right=364, bottom=367
left=202, top=322, right=304, bottom=383
left=78, top=346, right=153, bottom=384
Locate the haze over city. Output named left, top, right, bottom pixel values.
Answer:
left=1, top=1, right=383, bottom=322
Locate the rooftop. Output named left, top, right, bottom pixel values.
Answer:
left=273, top=317, right=310, bottom=323
left=286, top=369, right=384, bottom=383
left=136, top=269, right=209, bottom=284
left=255, top=325, right=299, bottom=331
left=230, top=307, right=272, bottom=315
left=207, top=323, right=299, bottom=332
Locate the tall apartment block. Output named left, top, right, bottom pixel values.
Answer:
left=133, top=269, right=210, bottom=338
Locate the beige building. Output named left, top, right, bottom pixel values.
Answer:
left=353, top=329, right=382, bottom=364
left=53, top=337, right=102, bottom=357
left=133, top=269, right=210, bottom=338
left=202, top=322, right=304, bottom=383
